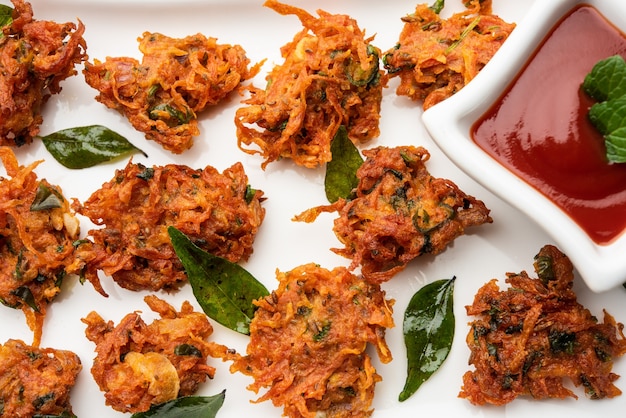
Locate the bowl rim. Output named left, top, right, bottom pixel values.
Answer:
left=422, top=0, right=626, bottom=292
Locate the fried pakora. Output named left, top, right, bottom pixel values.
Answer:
left=73, top=159, right=265, bottom=292
left=0, top=147, right=103, bottom=347
left=235, top=0, right=386, bottom=169
left=226, top=263, right=394, bottom=418
left=383, top=0, right=515, bottom=109
left=84, top=32, right=260, bottom=153
left=0, top=339, right=81, bottom=417
left=460, top=245, right=626, bottom=405
left=295, top=145, right=492, bottom=283
left=82, top=295, right=219, bottom=414
left=0, top=0, right=87, bottom=146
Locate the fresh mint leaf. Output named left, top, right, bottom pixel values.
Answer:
left=583, top=55, right=626, bottom=163
left=583, top=55, right=626, bottom=101
left=605, top=127, right=626, bottom=163
left=588, top=95, right=626, bottom=135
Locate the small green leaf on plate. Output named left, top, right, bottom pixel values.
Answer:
left=33, top=412, right=76, bottom=418
left=168, top=226, right=269, bottom=335
left=399, top=277, right=455, bottom=402
left=130, top=391, right=226, bottom=418
left=0, top=4, right=12, bottom=36
left=325, top=125, right=363, bottom=203
left=40, top=125, right=147, bottom=169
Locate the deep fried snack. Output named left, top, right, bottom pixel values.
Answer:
left=73, top=160, right=265, bottom=292
left=235, top=0, right=386, bottom=169
left=294, top=146, right=492, bottom=283
left=82, top=295, right=219, bottom=414
left=0, top=339, right=81, bottom=417
left=0, top=147, right=103, bottom=347
left=460, top=245, right=626, bottom=405
left=0, top=0, right=86, bottom=146
left=383, top=0, right=515, bottom=109
left=226, top=263, right=394, bottom=418
left=84, top=32, right=260, bottom=153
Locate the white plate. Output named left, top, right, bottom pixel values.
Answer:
left=2, top=1, right=626, bottom=417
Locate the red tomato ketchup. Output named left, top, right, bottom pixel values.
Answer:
left=471, top=5, right=626, bottom=245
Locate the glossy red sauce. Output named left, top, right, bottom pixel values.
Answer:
left=472, top=5, right=626, bottom=245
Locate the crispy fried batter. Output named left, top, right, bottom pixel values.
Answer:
left=461, top=245, right=626, bottom=405
left=0, top=147, right=103, bottom=347
left=295, top=146, right=492, bottom=283
left=73, top=160, right=265, bottom=292
left=0, top=339, right=81, bottom=417
left=235, top=0, right=386, bottom=169
left=82, top=295, right=219, bottom=414
left=383, top=0, right=515, bottom=109
left=226, top=263, right=394, bottom=418
left=84, top=32, right=260, bottom=153
left=0, top=0, right=86, bottom=146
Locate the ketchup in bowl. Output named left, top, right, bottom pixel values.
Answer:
left=471, top=5, right=626, bottom=245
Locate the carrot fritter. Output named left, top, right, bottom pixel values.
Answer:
left=82, top=295, right=218, bottom=414
left=227, top=263, right=394, bottom=418
left=0, top=339, right=81, bottom=417
left=0, top=0, right=86, bottom=146
left=295, top=146, right=492, bottom=283
left=460, top=245, right=626, bottom=405
left=0, top=147, right=103, bottom=347
left=84, top=32, right=260, bottom=153
left=235, top=0, right=386, bottom=169
left=383, top=0, right=515, bottom=109
left=73, top=160, right=265, bottom=292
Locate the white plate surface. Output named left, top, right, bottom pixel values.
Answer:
left=2, top=1, right=626, bottom=417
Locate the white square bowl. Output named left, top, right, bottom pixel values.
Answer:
left=422, top=0, right=626, bottom=292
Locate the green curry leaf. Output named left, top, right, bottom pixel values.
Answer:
left=11, top=286, right=39, bottom=312
left=30, top=183, right=64, bottom=211
left=325, top=125, right=363, bottom=203
left=399, top=277, right=455, bottom=402
left=168, top=226, right=269, bottom=335
left=0, top=5, right=12, bottom=36
left=130, top=391, right=226, bottom=418
left=33, top=412, right=76, bottom=418
left=40, top=125, right=147, bottom=169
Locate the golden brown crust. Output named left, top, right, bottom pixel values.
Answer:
left=383, top=0, right=515, bottom=109
left=226, top=263, right=394, bottom=418
left=84, top=32, right=260, bottom=153
left=0, top=147, right=102, bottom=346
left=0, top=339, right=81, bottom=417
left=0, top=0, right=86, bottom=145
left=82, top=295, right=219, bottom=413
left=295, top=146, right=492, bottom=283
left=73, top=160, right=265, bottom=292
left=460, top=245, right=626, bottom=405
left=235, top=0, right=386, bottom=169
